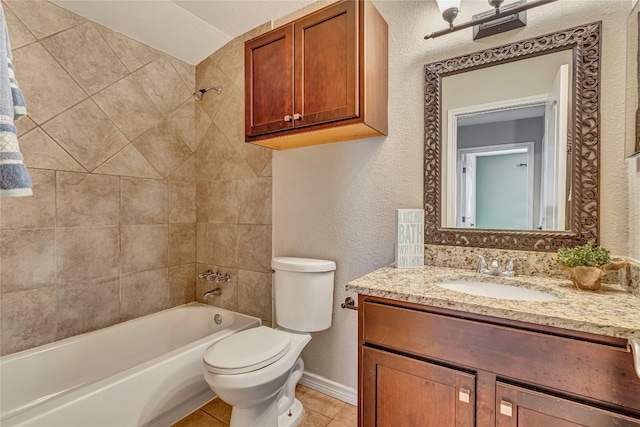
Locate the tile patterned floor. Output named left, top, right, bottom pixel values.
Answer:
left=172, top=385, right=357, bottom=427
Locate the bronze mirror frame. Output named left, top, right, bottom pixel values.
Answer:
left=424, top=22, right=601, bottom=252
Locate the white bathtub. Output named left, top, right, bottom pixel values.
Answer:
left=0, top=302, right=260, bottom=427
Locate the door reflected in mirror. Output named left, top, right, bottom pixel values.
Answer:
left=440, top=49, right=573, bottom=231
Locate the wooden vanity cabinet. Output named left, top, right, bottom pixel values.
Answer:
left=358, top=295, right=640, bottom=427
left=244, top=0, right=388, bottom=150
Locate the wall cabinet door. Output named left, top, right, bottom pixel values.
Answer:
left=362, top=347, right=476, bottom=427
left=245, top=26, right=294, bottom=136
left=496, top=382, right=640, bottom=427
left=293, top=0, right=357, bottom=128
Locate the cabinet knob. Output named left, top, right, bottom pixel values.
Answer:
left=499, top=400, right=513, bottom=417
left=284, top=115, right=293, bottom=122
left=293, top=113, right=303, bottom=120
left=458, top=388, right=470, bottom=403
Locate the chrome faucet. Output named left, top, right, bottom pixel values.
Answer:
left=198, top=270, right=231, bottom=283
left=476, top=255, right=525, bottom=277
left=203, top=287, right=222, bottom=300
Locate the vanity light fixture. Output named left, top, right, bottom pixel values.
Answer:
left=426, top=0, right=558, bottom=40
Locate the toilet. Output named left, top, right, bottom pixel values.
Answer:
left=203, top=257, right=336, bottom=427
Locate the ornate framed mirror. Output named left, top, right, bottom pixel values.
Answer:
left=424, top=22, right=601, bottom=251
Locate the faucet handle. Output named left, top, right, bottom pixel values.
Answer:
left=502, top=256, right=526, bottom=276
left=475, top=255, right=489, bottom=274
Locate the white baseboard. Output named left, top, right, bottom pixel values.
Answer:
left=299, top=371, right=357, bottom=406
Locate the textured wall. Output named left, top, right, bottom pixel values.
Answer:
left=0, top=1, right=197, bottom=356
left=194, top=24, right=275, bottom=325
left=273, top=0, right=633, bottom=391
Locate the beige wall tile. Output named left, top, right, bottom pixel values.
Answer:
left=211, top=37, right=245, bottom=89
left=170, top=155, right=195, bottom=182
left=56, top=172, right=120, bottom=227
left=94, top=24, right=161, bottom=73
left=196, top=125, right=254, bottom=181
left=0, top=287, right=56, bottom=356
left=212, top=83, right=244, bottom=144
left=237, top=225, right=272, bottom=273
left=238, top=142, right=273, bottom=178
left=93, top=144, right=162, bottom=179
left=15, top=116, right=36, bottom=137
left=92, top=75, right=162, bottom=140
left=56, top=226, right=120, bottom=282
left=133, top=56, right=191, bottom=115
left=196, top=266, right=237, bottom=311
left=206, top=180, right=238, bottom=224
left=169, top=99, right=196, bottom=151
left=196, top=223, right=208, bottom=264
left=4, top=0, right=84, bottom=40
left=120, top=268, right=170, bottom=320
left=121, top=177, right=168, bottom=225
left=237, top=269, right=272, bottom=321
left=43, top=99, right=129, bottom=171
left=121, top=224, right=168, bottom=273
left=12, top=42, right=87, bottom=124
left=133, top=120, right=192, bottom=179
left=195, top=60, right=228, bottom=120
left=238, top=178, right=272, bottom=225
left=1, top=169, right=55, bottom=229
left=207, top=224, right=238, bottom=268
left=169, top=57, right=196, bottom=93
left=56, top=277, right=120, bottom=340
left=169, top=181, right=196, bottom=223
left=196, top=183, right=209, bottom=223
left=195, top=101, right=212, bottom=149
left=19, top=128, right=85, bottom=172
left=41, top=23, right=128, bottom=94
left=1, top=228, right=55, bottom=292
left=3, top=3, right=36, bottom=49
left=170, top=223, right=196, bottom=266
left=169, top=264, right=196, bottom=306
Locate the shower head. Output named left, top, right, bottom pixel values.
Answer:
left=193, top=86, right=222, bottom=101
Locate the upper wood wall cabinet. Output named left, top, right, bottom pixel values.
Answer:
left=244, top=0, right=388, bottom=150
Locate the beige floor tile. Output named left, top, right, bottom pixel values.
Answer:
left=201, top=397, right=232, bottom=424
left=173, top=410, right=226, bottom=427
left=295, top=385, right=346, bottom=420
left=298, top=408, right=331, bottom=427
left=333, top=404, right=357, bottom=426
left=327, top=420, right=353, bottom=427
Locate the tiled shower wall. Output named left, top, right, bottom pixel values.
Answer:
left=0, top=1, right=197, bottom=355
left=194, top=25, right=275, bottom=326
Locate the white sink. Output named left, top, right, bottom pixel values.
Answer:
left=434, top=280, right=560, bottom=302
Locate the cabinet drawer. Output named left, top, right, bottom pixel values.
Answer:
left=361, top=298, right=640, bottom=413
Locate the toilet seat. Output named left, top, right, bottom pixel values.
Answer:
left=204, top=326, right=292, bottom=374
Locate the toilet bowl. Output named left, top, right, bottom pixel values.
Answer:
left=203, top=257, right=336, bottom=427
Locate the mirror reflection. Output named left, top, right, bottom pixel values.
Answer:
left=440, top=49, right=573, bottom=231
left=626, top=0, right=640, bottom=159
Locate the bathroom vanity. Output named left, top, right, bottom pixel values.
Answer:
left=348, top=266, right=640, bottom=427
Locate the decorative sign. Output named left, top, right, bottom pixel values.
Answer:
left=395, top=209, right=424, bottom=268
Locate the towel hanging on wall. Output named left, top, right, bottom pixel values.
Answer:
left=0, top=3, right=31, bottom=198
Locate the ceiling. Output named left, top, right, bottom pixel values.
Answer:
left=52, top=0, right=316, bottom=65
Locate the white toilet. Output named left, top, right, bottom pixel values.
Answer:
left=203, top=257, right=336, bottom=427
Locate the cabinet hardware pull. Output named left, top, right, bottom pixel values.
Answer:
left=499, top=400, right=513, bottom=417
left=458, top=388, right=470, bottom=403
left=293, top=113, right=303, bottom=120
left=284, top=115, right=293, bottom=122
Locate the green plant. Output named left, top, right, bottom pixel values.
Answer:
left=556, top=240, right=612, bottom=268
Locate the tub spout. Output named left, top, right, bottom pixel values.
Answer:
left=203, top=288, right=222, bottom=300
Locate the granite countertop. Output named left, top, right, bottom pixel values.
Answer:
left=345, top=266, right=640, bottom=340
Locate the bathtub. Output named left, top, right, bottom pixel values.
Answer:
left=0, top=302, right=260, bottom=426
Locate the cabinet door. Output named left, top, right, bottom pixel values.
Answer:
left=496, top=382, right=640, bottom=427
left=293, top=0, right=358, bottom=128
left=362, top=347, right=475, bottom=427
left=245, top=26, right=294, bottom=136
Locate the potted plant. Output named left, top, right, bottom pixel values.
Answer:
left=556, top=241, right=627, bottom=291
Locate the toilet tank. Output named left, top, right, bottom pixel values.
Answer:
left=272, top=257, right=336, bottom=332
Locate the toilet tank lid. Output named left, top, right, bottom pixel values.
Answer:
left=272, top=257, right=336, bottom=272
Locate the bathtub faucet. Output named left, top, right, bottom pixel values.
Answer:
left=203, top=288, right=222, bottom=300
left=198, top=270, right=231, bottom=283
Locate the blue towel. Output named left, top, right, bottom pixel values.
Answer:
left=0, top=3, right=31, bottom=198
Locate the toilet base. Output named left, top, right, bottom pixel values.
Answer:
left=277, top=398, right=304, bottom=427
